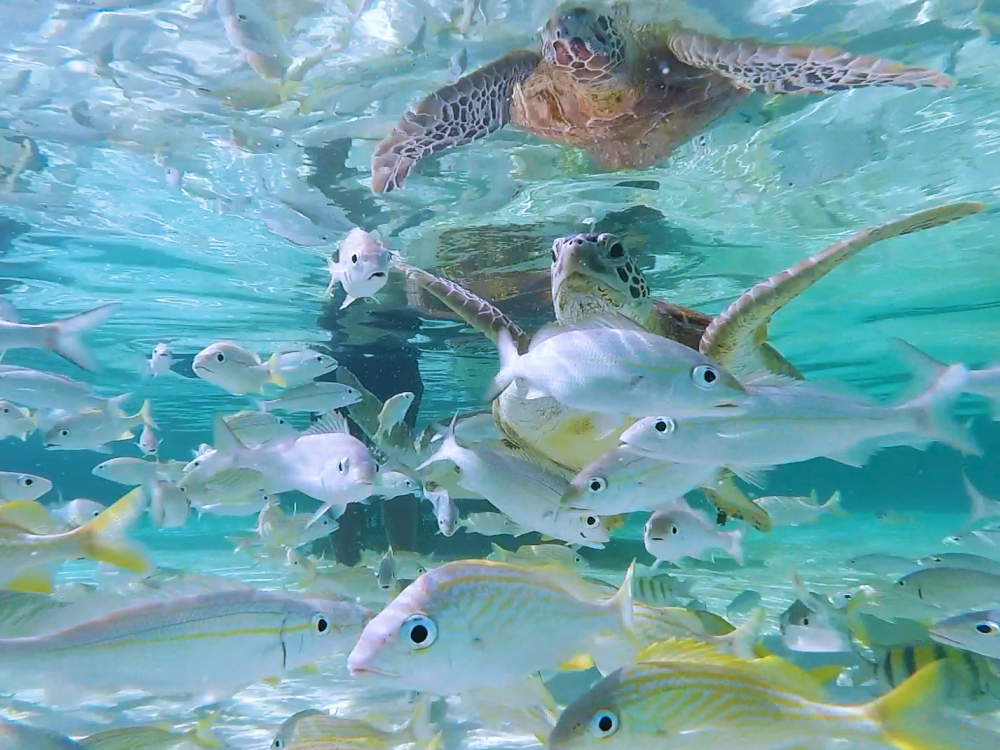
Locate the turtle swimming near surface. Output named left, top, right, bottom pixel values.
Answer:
left=370, top=2, right=954, bottom=193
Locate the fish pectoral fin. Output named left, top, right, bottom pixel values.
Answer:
left=523, top=387, right=548, bottom=401
left=556, top=653, right=595, bottom=671
left=4, top=565, right=55, bottom=594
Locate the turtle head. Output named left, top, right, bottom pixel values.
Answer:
left=541, top=5, right=628, bottom=83
left=550, top=233, right=649, bottom=323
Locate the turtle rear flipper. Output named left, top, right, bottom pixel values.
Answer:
left=701, top=201, right=984, bottom=378
left=668, top=32, right=954, bottom=95
left=371, top=50, right=542, bottom=193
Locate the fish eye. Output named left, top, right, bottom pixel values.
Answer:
left=216, top=352, right=225, bottom=362
left=652, top=418, right=674, bottom=435
left=802, top=616, right=810, bottom=626
left=237, top=13, right=247, bottom=21
left=351, top=254, right=359, bottom=263
left=975, top=621, right=1000, bottom=635
left=400, top=614, right=437, bottom=649
left=272, top=739, right=283, bottom=749
left=59, top=430, right=69, bottom=437
left=608, top=242, right=624, bottom=258
left=692, top=364, right=719, bottom=388
left=312, top=613, right=330, bottom=635
left=550, top=246, right=558, bottom=262
left=586, top=515, right=598, bottom=526
left=931, top=556, right=942, bottom=563
left=670, top=524, right=678, bottom=535
left=338, top=461, right=344, bottom=472
left=21, top=477, right=33, bottom=486
left=588, top=710, right=619, bottom=738
left=587, top=477, right=607, bottom=494
left=315, top=356, right=323, bottom=361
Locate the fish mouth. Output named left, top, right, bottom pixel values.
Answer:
left=367, top=271, right=386, bottom=280
left=927, top=630, right=960, bottom=647
left=348, top=664, right=400, bottom=679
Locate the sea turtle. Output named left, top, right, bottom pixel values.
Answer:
left=392, top=201, right=982, bottom=529
left=370, top=3, right=953, bottom=193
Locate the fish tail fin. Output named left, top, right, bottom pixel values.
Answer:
left=607, top=560, right=635, bottom=631
left=415, top=413, right=462, bottom=472
left=71, top=487, right=151, bottom=573
left=869, top=660, right=1000, bottom=750
left=44, top=302, right=120, bottom=371
left=5, top=565, right=55, bottom=594
left=963, top=473, right=995, bottom=526
left=729, top=528, right=746, bottom=566
left=825, top=490, right=849, bottom=517
left=726, top=606, right=765, bottom=660
left=137, top=399, right=157, bottom=429
left=486, top=328, right=520, bottom=402
left=266, top=352, right=287, bottom=388
left=339, top=294, right=357, bottom=310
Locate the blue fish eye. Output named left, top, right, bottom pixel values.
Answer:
left=588, top=710, right=619, bottom=738
left=400, top=614, right=437, bottom=649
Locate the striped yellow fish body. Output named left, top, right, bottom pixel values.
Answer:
left=0, top=588, right=371, bottom=706
left=347, top=559, right=633, bottom=695
left=272, top=701, right=430, bottom=750
left=548, top=643, right=999, bottom=750
left=870, top=641, right=1000, bottom=712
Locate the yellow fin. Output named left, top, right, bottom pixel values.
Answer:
left=5, top=566, right=54, bottom=594
left=691, top=609, right=736, bottom=636
left=638, top=638, right=744, bottom=666
left=752, top=642, right=772, bottom=659
left=557, top=653, right=595, bottom=671
left=745, top=657, right=828, bottom=701
left=71, top=487, right=150, bottom=573
left=262, top=676, right=280, bottom=686
left=267, top=352, right=287, bottom=387
left=296, top=663, right=321, bottom=675
left=192, top=710, right=222, bottom=748
left=0, top=500, right=60, bottom=534
left=808, top=664, right=846, bottom=684
left=117, top=430, right=135, bottom=440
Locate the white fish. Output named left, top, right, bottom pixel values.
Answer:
left=846, top=553, right=919, bottom=576
left=0, top=301, right=119, bottom=371
left=218, top=0, right=289, bottom=80
left=252, top=499, right=339, bottom=549
left=0, top=587, right=371, bottom=706
left=374, top=471, right=421, bottom=500
left=360, top=549, right=432, bottom=580
left=192, top=342, right=280, bottom=395
left=183, top=413, right=377, bottom=525
left=376, top=391, right=414, bottom=444
left=50, top=499, right=106, bottom=529
left=137, top=424, right=159, bottom=456
left=753, top=490, right=846, bottom=526
left=376, top=547, right=397, bottom=592
left=194, top=490, right=271, bottom=517
left=147, top=479, right=189, bottom=529
left=643, top=500, right=744, bottom=566
left=0, top=719, right=83, bottom=749
left=425, top=485, right=457, bottom=537
left=875, top=567, right=1000, bottom=618
left=416, top=418, right=614, bottom=548
left=145, top=342, right=173, bottom=378
left=0, top=400, right=35, bottom=440
left=44, top=399, right=155, bottom=453
left=918, top=552, right=1000, bottom=575
left=491, top=323, right=748, bottom=421
left=267, top=348, right=338, bottom=388
left=0, top=367, right=107, bottom=413
left=455, top=511, right=530, bottom=538
left=779, top=598, right=851, bottom=653
left=620, top=354, right=976, bottom=470
left=326, top=228, right=393, bottom=309
left=964, top=474, right=1000, bottom=526
left=225, top=410, right=298, bottom=447
left=92, top=457, right=182, bottom=487
left=255, top=381, right=362, bottom=413
left=0, top=472, right=52, bottom=502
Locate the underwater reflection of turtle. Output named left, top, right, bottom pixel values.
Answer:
left=371, top=3, right=953, bottom=193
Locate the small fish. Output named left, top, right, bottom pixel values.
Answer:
left=285, top=551, right=388, bottom=605
left=561, top=447, right=718, bottom=514
left=943, top=527, right=1000, bottom=555
left=347, top=559, right=634, bottom=695
left=628, top=568, right=695, bottom=607
left=918, top=552, right=1000, bottom=575
left=643, top=501, right=744, bottom=566
left=49, top=498, right=105, bottom=529
left=270, top=700, right=433, bottom=750
left=619, top=351, right=976, bottom=469
left=726, top=589, right=762, bottom=618
left=92, top=457, right=182, bottom=487
left=253, top=499, right=338, bottom=549
left=0, top=300, right=119, bottom=371
left=963, top=473, right=1000, bottom=526
left=0, top=719, right=83, bottom=749
left=376, top=547, right=397, bottom=592
left=193, top=342, right=281, bottom=395
left=145, top=342, right=174, bottom=379
left=80, top=713, right=220, bottom=750
left=752, top=490, right=846, bottom=526
left=425, top=485, right=457, bottom=536
left=44, top=398, right=156, bottom=453
left=224, top=410, right=298, bottom=447
left=779, top=597, right=852, bottom=653
left=491, top=323, right=748, bottom=421
left=326, top=228, right=393, bottom=309
left=0, top=471, right=52, bottom=502
left=218, top=0, right=289, bottom=80
left=877, top=567, right=1000, bottom=617
left=0, top=400, right=35, bottom=440
left=266, top=348, right=338, bottom=388
left=0, top=586, right=371, bottom=706
left=147, top=479, right=189, bottom=529
left=376, top=391, right=415, bottom=445
left=181, top=466, right=270, bottom=508
left=547, top=640, right=994, bottom=750
left=449, top=48, right=469, bottom=77
left=931, top=607, right=1000, bottom=658
left=374, top=471, right=421, bottom=500
left=360, top=549, right=431, bottom=580
left=0, top=366, right=107, bottom=413
left=455, top=511, right=530, bottom=538
left=846, top=553, right=920, bottom=576
left=488, top=542, right=588, bottom=571
left=255, top=381, right=362, bottom=413
left=137, top=424, right=159, bottom=456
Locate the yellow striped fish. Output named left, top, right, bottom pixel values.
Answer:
left=548, top=639, right=999, bottom=750
left=270, top=697, right=434, bottom=750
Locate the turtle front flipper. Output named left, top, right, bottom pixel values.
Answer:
left=668, top=32, right=954, bottom=95
left=701, top=201, right=984, bottom=378
left=399, top=262, right=531, bottom=353
left=371, top=50, right=542, bottom=193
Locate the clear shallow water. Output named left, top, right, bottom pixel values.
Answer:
left=2, top=0, right=1000, bottom=747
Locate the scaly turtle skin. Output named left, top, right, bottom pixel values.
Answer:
left=371, top=3, right=953, bottom=192
left=399, top=202, right=982, bottom=529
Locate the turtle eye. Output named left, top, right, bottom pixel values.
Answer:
left=587, top=477, right=607, bottom=494
left=608, top=242, right=624, bottom=258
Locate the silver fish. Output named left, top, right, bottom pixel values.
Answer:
left=0, top=301, right=119, bottom=371
left=326, top=228, right=393, bottom=309
left=255, top=381, right=362, bottom=413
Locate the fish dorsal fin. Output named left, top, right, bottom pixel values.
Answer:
left=303, top=411, right=350, bottom=436
left=0, top=299, right=18, bottom=323
left=212, top=415, right=246, bottom=454
left=0, top=501, right=61, bottom=534
left=746, top=657, right=829, bottom=701
left=805, top=489, right=819, bottom=506
left=638, top=637, right=744, bottom=665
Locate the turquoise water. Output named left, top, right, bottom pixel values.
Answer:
left=2, top=0, right=1000, bottom=747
